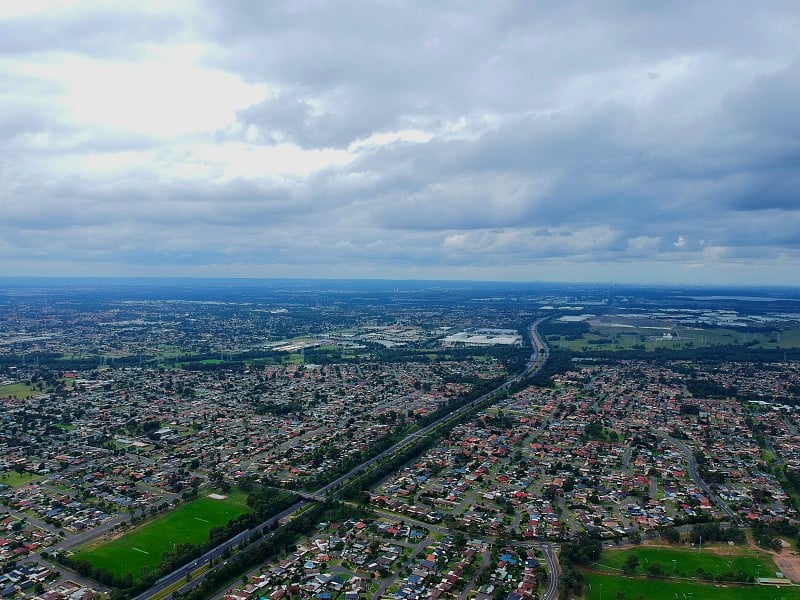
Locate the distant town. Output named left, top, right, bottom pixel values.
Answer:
left=1, top=279, right=799, bottom=600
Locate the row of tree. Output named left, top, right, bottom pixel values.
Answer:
left=174, top=501, right=370, bottom=600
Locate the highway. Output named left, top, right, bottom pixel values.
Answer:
left=133, top=318, right=552, bottom=599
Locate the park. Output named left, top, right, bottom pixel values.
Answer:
left=71, top=491, right=250, bottom=581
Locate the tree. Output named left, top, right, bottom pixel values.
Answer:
left=663, top=527, right=680, bottom=544
left=560, top=534, right=602, bottom=566
left=237, top=474, right=256, bottom=492
left=209, top=469, right=224, bottom=489
left=622, top=554, right=639, bottom=574
left=647, top=562, right=663, bottom=577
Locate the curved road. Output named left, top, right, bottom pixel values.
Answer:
left=540, top=544, right=561, bottom=600
left=656, top=432, right=737, bottom=521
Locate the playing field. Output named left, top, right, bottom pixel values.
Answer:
left=0, top=382, right=39, bottom=399
left=73, top=492, right=250, bottom=580
left=598, top=545, right=777, bottom=579
left=584, top=573, right=796, bottom=600
left=586, top=545, right=795, bottom=600
left=0, top=471, right=41, bottom=488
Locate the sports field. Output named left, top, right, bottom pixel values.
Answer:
left=598, top=545, right=776, bottom=579
left=586, top=545, right=795, bottom=600
left=0, top=471, right=41, bottom=488
left=0, top=382, right=39, bottom=399
left=584, top=573, right=796, bottom=600
left=73, top=491, right=250, bottom=580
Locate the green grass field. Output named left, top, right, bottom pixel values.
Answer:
left=550, top=323, right=800, bottom=352
left=73, top=492, right=250, bottom=580
left=585, top=545, right=794, bottom=600
left=584, top=573, right=796, bottom=600
left=598, top=545, right=777, bottom=579
left=0, top=471, right=41, bottom=488
left=284, top=353, right=305, bottom=365
left=154, top=345, right=191, bottom=358
left=0, top=382, right=39, bottom=399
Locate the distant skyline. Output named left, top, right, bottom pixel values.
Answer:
left=1, top=1, right=799, bottom=284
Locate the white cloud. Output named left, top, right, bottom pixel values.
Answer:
left=7, top=53, right=269, bottom=138
left=0, top=1, right=799, bottom=283
left=193, top=142, right=353, bottom=180
left=348, top=129, right=433, bottom=152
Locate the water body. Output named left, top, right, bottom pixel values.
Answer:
left=688, top=295, right=800, bottom=302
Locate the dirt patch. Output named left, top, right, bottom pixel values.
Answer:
left=208, top=493, right=227, bottom=500
left=772, top=551, right=800, bottom=582
left=699, top=543, right=748, bottom=556
left=639, top=541, right=742, bottom=556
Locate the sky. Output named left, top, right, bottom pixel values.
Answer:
left=1, top=1, right=799, bottom=284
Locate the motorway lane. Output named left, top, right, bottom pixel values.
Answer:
left=508, top=541, right=560, bottom=600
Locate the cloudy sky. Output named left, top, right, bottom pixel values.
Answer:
left=1, top=1, right=799, bottom=284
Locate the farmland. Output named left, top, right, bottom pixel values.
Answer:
left=548, top=321, right=800, bottom=353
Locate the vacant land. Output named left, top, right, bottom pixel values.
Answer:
left=73, top=492, right=250, bottom=580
